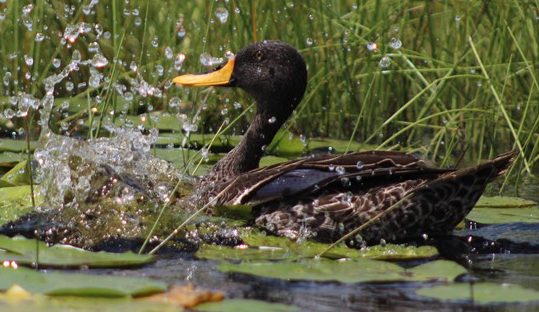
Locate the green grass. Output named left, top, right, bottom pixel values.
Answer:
left=0, top=0, right=538, bottom=179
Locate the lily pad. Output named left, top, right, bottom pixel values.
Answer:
left=466, top=207, right=539, bottom=224
left=0, top=267, right=167, bottom=297
left=0, top=288, right=178, bottom=312
left=476, top=196, right=538, bottom=208
left=0, top=152, right=25, bottom=166
left=218, top=259, right=466, bottom=284
left=218, top=230, right=439, bottom=261
left=416, top=282, right=539, bottom=304
left=0, top=160, right=32, bottom=186
left=196, top=244, right=290, bottom=262
left=0, top=139, right=37, bottom=153
left=0, top=186, right=41, bottom=227
left=0, top=235, right=155, bottom=268
left=195, top=299, right=299, bottom=312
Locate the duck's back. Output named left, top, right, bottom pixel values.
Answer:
left=210, top=150, right=516, bottom=245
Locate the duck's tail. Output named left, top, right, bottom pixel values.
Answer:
left=356, top=150, right=518, bottom=244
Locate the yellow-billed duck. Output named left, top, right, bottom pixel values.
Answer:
left=173, top=40, right=516, bottom=245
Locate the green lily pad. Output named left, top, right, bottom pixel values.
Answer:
left=195, top=299, right=299, bottom=312
left=219, top=259, right=466, bottom=284
left=228, top=231, right=438, bottom=261
left=476, top=196, right=538, bottom=208
left=416, top=282, right=539, bottom=304
left=196, top=244, right=290, bottom=262
left=0, top=160, right=32, bottom=186
left=0, top=267, right=167, bottom=297
left=0, top=235, right=155, bottom=268
left=0, top=294, right=179, bottom=312
left=408, top=260, right=469, bottom=281
left=466, top=207, right=539, bottom=224
left=0, top=186, right=41, bottom=227
left=0, top=179, right=15, bottom=187
left=0, top=152, right=25, bottom=166
left=0, top=139, right=37, bottom=153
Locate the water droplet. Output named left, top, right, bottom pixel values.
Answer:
left=390, top=37, right=402, bottom=49
left=151, top=36, right=159, bottom=48
left=215, top=7, right=229, bottom=23
left=268, top=116, right=277, bottom=124
left=305, top=37, right=314, bottom=45
left=22, top=4, right=33, bottom=15
left=336, top=166, right=346, bottom=175
left=88, top=41, right=100, bottom=54
left=455, top=15, right=461, bottom=22
left=35, top=32, right=45, bottom=42
left=24, top=55, right=33, bottom=66
left=379, top=55, right=391, bottom=69
left=52, top=58, right=61, bottom=68
left=89, top=74, right=101, bottom=88
left=65, top=81, right=74, bottom=92
left=299, top=134, right=307, bottom=145
left=177, top=26, right=186, bottom=38
left=199, top=53, right=223, bottom=67
left=174, top=53, right=186, bottom=71
left=64, top=24, right=79, bottom=43
left=356, top=161, right=364, bottom=169
left=366, top=42, right=377, bottom=51
left=164, top=47, right=173, bottom=60
left=91, top=54, right=108, bottom=68
left=155, top=64, right=164, bottom=76
left=129, top=61, right=138, bottom=72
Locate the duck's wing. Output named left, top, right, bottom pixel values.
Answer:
left=254, top=150, right=517, bottom=244
left=214, top=151, right=452, bottom=206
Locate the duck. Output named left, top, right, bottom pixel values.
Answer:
left=173, top=40, right=516, bottom=246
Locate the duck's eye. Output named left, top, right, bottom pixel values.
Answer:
left=255, top=50, right=263, bottom=61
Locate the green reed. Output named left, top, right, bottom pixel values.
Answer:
left=0, top=0, right=537, bottom=178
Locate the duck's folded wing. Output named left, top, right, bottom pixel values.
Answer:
left=215, top=151, right=452, bottom=206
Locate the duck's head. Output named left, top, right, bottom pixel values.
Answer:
left=173, top=41, right=307, bottom=119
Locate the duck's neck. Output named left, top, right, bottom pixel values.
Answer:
left=209, top=109, right=285, bottom=182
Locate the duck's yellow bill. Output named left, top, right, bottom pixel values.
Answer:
left=173, top=58, right=235, bottom=87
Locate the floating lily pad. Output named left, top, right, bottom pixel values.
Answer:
left=0, top=186, right=41, bottom=227
left=0, top=160, right=32, bottom=186
left=195, top=299, right=299, bottom=312
left=0, top=267, right=167, bottom=297
left=219, top=259, right=466, bottom=284
left=196, top=244, right=290, bottom=262
left=218, top=231, right=439, bottom=261
left=0, top=289, right=178, bottom=312
left=407, top=260, right=469, bottom=282
left=0, top=235, right=154, bottom=268
left=0, top=152, right=25, bottom=166
left=0, top=139, right=37, bottom=153
left=416, top=282, right=539, bottom=304
left=476, top=196, right=538, bottom=208
left=466, top=207, right=539, bottom=224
